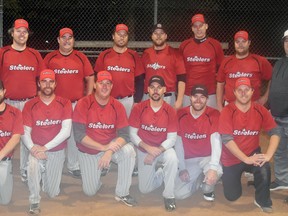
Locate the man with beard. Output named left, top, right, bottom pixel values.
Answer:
left=0, top=80, right=23, bottom=205
left=129, top=75, right=178, bottom=211
left=44, top=27, right=94, bottom=179
left=22, top=69, right=72, bottom=215
left=0, top=19, right=44, bottom=183
left=95, top=23, right=144, bottom=176
left=141, top=23, right=186, bottom=110
left=174, top=84, right=222, bottom=202
left=180, top=14, right=224, bottom=108
left=72, top=71, right=137, bottom=207
left=216, top=30, right=272, bottom=111
left=94, top=24, right=144, bottom=117
left=218, top=77, right=280, bottom=213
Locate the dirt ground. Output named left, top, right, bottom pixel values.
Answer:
left=1, top=133, right=287, bottom=216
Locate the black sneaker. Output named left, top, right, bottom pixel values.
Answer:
left=164, top=198, right=176, bottom=212
left=270, top=181, right=288, bottom=191
left=28, top=203, right=41, bottom=215
left=203, top=192, right=215, bottom=202
left=68, top=169, right=81, bottom=179
left=254, top=200, right=273, bottom=213
left=132, top=167, right=138, bottom=177
left=115, top=195, right=137, bottom=207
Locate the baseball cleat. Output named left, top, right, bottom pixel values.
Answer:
left=68, top=169, right=81, bottom=179
left=203, top=192, right=215, bottom=202
left=164, top=198, right=176, bottom=211
left=28, top=203, right=41, bottom=215
left=115, top=194, right=137, bottom=207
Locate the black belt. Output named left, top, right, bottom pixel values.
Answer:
left=6, top=96, right=35, bottom=101
left=116, top=95, right=133, bottom=99
left=1, top=157, right=11, bottom=161
left=164, top=92, right=172, bottom=97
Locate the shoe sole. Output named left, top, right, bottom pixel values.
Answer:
left=270, top=185, right=288, bottom=191
left=203, top=197, right=215, bottom=202
left=68, top=171, right=81, bottom=179
left=114, top=196, right=134, bottom=207
left=27, top=209, right=41, bottom=215
left=254, top=200, right=273, bottom=213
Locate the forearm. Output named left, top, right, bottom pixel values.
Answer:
left=81, top=135, right=106, bottom=151
left=85, top=75, right=95, bottom=95
left=209, top=132, right=222, bottom=170
left=216, top=82, right=225, bottom=110
left=0, top=134, right=21, bottom=160
left=129, top=126, right=142, bottom=146
left=160, top=132, right=177, bottom=149
left=174, top=136, right=186, bottom=170
left=225, top=140, right=249, bottom=163
left=176, top=81, right=185, bottom=104
left=22, top=126, right=34, bottom=150
left=134, top=74, right=144, bottom=103
left=265, top=134, right=280, bottom=160
left=45, top=119, right=72, bottom=150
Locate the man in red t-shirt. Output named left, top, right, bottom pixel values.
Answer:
left=129, top=75, right=178, bottom=211
left=0, top=80, right=23, bottom=205
left=0, top=19, right=44, bottom=183
left=142, top=23, right=186, bottom=109
left=94, top=24, right=144, bottom=117
left=218, top=77, right=280, bottom=213
left=72, top=71, right=136, bottom=207
left=174, top=84, right=222, bottom=202
left=22, top=69, right=72, bottom=214
left=44, top=27, right=94, bottom=179
left=216, top=30, right=272, bottom=111
left=180, top=14, right=224, bottom=109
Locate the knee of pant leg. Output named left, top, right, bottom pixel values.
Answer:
left=224, top=190, right=241, bottom=201
left=0, top=198, right=11, bottom=205
left=138, top=182, right=153, bottom=194
left=163, top=149, right=178, bottom=164
left=83, top=188, right=97, bottom=197
left=121, top=143, right=136, bottom=158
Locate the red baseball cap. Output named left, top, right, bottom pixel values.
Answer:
left=115, top=24, right=128, bottom=32
left=40, top=69, right=55, bottom=81
left=234, top=30, right=249, bottom=41
left=235, top=78, right=252, bottom=89
left=97, top=71, right=112, bottom=82
left=59, top=28, right=73, bottom=37
left=191, top=14, right=205, bottom=24
left=14, top=19, right=29, bottom=29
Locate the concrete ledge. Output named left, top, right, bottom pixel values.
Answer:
left=74, top=41, right=229, bottom=49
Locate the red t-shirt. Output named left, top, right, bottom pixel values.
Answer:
left=73, top=94, right=129, bottom=155
left=94, top=48, right=144, bottom=98
left=44, top=50, right=94, bottom=101
left=179, top=37, right=224, bottom=95
left=129, top=100, right=177, bottom=152
left=0, top=46, right=44, bottom=99
left=142, top=45, right=186, bottom=92
left=0, top=104, right=24, bottom=157
left=22, top=96, right=72, bottom=151
left=177, top=106, right=220, bottom=159
left=217, top=54, right=272, bottom=103
left=218, top=102, right=277, bottom=166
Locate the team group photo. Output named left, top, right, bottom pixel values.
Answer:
left=0, top=1, right=288, bottom=216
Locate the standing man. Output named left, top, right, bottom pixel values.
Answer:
left=180, top=14, right=224, bottom=108
left=0, top=80, right=23, bottom=205
left=72, top=71, right=137, bottom=207
left=174, top=84, right=222, bottom=202
left=129, top=75, right=178, bottom=211
left=268, top=29, right=288, bottom=192
left=94, top=23, right=144, bottom=117
left=142, top=23, right=186, bottom=109
left=218, top=77, right=280, bottom=213
left=217, top=30, right=272, bottom=111
left=0, top=18, right=44, bottom=183
left=44, top=27, right=94, bottom=179
left=22, top=69, right=72, bottom=214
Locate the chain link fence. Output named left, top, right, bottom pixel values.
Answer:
left=2, top=0, right=288, bottom=63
